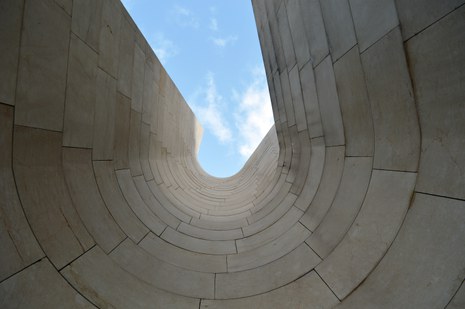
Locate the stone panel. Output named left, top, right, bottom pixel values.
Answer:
left=315, top=56, right=345, bottom=146
left=361, top=28, right=420, bottom=172
left=334, top=46, right=374, bottom=156
left=0, top=105, right=43, bottom=281
left=13, top=126, right=94, bottom=269
left=93, top=68, right=116, bottom=160
left=319, top=0, right=356, bottom=61
left=63, top=34, right=97, bottom=148
left=337, top=194, right=465, bottom=308
left=349, top=0, right=399, bottom=52
left=15, top=0, right=70, bottom=131
left=71, top=0, right=102, bottom=51
left=406, top=6, right=465, bottom=200
left=0, top=259, right=94, bottom=308
left=395, top=0, right=465, bottom=40
left=0, top=0, right=23, bottom=105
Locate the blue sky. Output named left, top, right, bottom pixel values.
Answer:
left=121, top=0, right=273, bottom=177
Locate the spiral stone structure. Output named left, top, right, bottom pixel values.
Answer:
left=1, top=0, right=465, bottom=308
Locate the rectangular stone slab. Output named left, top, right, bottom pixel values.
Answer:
left=61, top=246, right=199, bottom=309
left=336, top=193, right=465, bottom=308
left=15, top=0, right=70, bottom=131
left=202, top=271, right=339, bottom=308
left=0, top=105, right=44, bottom=281
left=13, top=125, right=94, bottom=269
left=216, top=243, right=320, bottom=299
left=0, top=259, right=95, bottom=308
left=316, top=169, right=416, bottom=299
left=63, top=147, right=125, bottom=253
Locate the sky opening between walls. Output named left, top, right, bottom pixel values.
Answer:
left=121, top=0, right=274, bottom=177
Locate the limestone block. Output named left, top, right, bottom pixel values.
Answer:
left=272, top=72, right=287, bottom=123
left=290, top=131, right=311, bottom=195
left=284, top=0, right=311, bottom=69
left=447, top=283, right=465, bottom=309
left=280, top=70, right=296, bottom=127
left=129, top=110, right=143, bottom=176
left=277, top=3, right=296, bottom=69
left=406, top=6, right=465, bottom=200
left=319, top=0, right=356, bottom=61
left=140, top=124, right=155, bottom=180
left=289, top=66, right=307, bottom=132
left=133, top=175, right=180, bottom=229
left=189, top=216, right=248, bottom=231
left=349, top=0, right=399, bottom=52
left=142, top=58, right=156, bottom=125
left=161, top=227, right=236, bottom=255
left=111, top=239, right=215, bottom=299
left=0, top=0, right=23, bottom=105
left=266, top=2, right=286, bottom=72
left=132, top=43, right=145, bottom=113
left=297, top=0, right=328, bottom=66
left=228, top=222, right=310, bottom=272
left=299, top=145, right=344, bottom=230
left=113, top=92, right=131, bottom=169
left=336, top=194, right=465, bottom=308
left=147, top=180, right=192, bottom=223
left=244, top=193, right=297, bottom=237
left=307, top=157, right=372, bottom=258
left=178, top=222, right=242, bottom=241
left=15, top=0, right=70, bottom=131
left=13, top=126, right=94, bottom=269
left=315, top=56, right=345, bottom=146
left=317, top=170, right=416, bottom=299
left=205, top=271, right=338, bottom=308
left=98, top=0, right=121, bottom=77
left=71, top=0, right=102, bottom=52
left=334, top=46, right=374, bottom=157
left=287, top=125, right=302, bottom=185
left=252, top=175, right=289, bottom=214
left=93, top=161, right=148, bottom=242
left=361, top=27, right=420, bottom=172
left=92, top=68, right=116, bottom=160
left=54, top=0, right=72, bottom=15
left=0, top=105, right=43, bottom=281
left=63, top=34, right=97, bottom=148
left=117, top=16, right=135, bottom=98
left=237, top=206, right=303, bottom=252
left=300, top=61, right=323, bottom=138
left=395, top=0, right=465, bottom=40
left=216, top=243, right=320, bottom=299
left=294, top=137, right=326, bottom=211
left=0, top=259, right=94, bottom=308
left=63, top=148, right=125, bottom=253
left=140, top=232, right=227, bottom=273
left=116, top=169, right=167, bottom=235
left=61, top=246, right=199, bottom=309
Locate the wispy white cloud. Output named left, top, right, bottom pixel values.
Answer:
left=209, top=18, right=219, bottom=31
left=234, top=67, right=274, bottom=159
left=211, top=35, right=238, bottom=48
left=150, top=32, right=179, bottom=65
left=171, top=5, right=199, bottom=29
left=189, top=73, right=232, bottom=143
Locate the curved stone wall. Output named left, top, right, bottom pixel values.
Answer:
left=0, top=0, right=464, bottom=308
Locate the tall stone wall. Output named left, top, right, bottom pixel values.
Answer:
left=0, top=0, right=464, bottom=308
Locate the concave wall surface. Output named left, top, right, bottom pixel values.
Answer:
left=0, top=0, right=464, bottom=308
